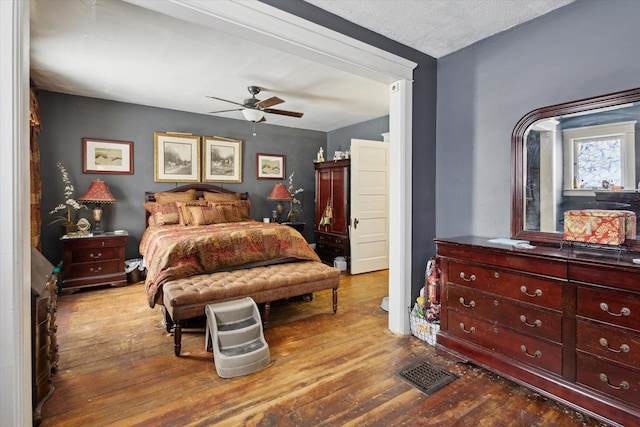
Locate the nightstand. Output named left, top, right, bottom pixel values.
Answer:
left=281, top=222, right=305, bottom=234
left=61, top=231, right=128, bottom=291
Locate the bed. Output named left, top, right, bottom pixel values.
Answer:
left=141, top=184, right=340, bottom=355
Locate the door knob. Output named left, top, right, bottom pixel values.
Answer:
left=353, top=218, right=359, bottom=229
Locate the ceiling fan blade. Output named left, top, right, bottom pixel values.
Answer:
left=263, top=108, right=304, bottom=118
left=206, top=95, right=246, bottom=108
left=208, top=108, right=243, bottom=114
left=258, top=116, right=267, bottom=123
left=256, top=96, right=284, bottom=108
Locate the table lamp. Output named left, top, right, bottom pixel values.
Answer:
left=267, top=183, right=291, bottom=223
left=79, top=179, right=116, bottom=234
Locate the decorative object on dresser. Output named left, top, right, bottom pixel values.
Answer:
left=61, top=231, right=128, bottom=292
left=314, top=159, right=350, bottom=267
left=435, top=235, right=640, bottom=426
left=78, top=179, right=117, bottom=235
left=31, top=247, right=59, bottom=425
left=267, top=183, right=291, bottom=223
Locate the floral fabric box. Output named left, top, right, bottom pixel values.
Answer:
left=563, top=210, right=636, bottom=245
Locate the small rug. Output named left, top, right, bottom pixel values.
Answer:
left=397, top=360, right=458, bottom=395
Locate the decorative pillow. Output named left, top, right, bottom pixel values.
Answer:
left=154, top=189, right=196, bottom=203
left=202, top=191, right=242, bottom=202
left=185, top=204, right=226, bottom=226
left=210, top=200, right=252, bottom=221
left=175, top=200, right=209, bottom=225
left=143, top=202, right=180, bottom=225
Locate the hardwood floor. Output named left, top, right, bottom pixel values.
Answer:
left=41, top=270, right=609, bottom=426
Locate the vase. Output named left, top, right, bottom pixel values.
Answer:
left=61, top=223, right=78, bottom=235
left=287, top=210, right=296, bottom=222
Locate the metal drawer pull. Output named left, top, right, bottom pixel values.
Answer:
left=599, top=302, right=631, bottom=317
left=89, top=252, right=102, bottom=259
left=89, top=267, right=102, bottom=273
left=459, top=297, right=475, bottom=308
left=520, top=345, right=542, bottom=358
left=519, top=315, right=542, bottom=328
left=459, top=323, right=475, bottom=334
left=459, top=272, right=476, bottom=282
left=520, top=286, right=542, bottom=297
left=599, top=338, right=630, bottom=353
left=599, top=373, right=629, bottom=390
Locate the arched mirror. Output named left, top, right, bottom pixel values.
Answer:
left=511, top=87, right=640, bottom=252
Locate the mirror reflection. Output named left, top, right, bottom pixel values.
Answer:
left=522, top=99, right=640, bottom=239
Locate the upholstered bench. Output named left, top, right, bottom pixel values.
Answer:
left=162, top=261, right=340, bottom=356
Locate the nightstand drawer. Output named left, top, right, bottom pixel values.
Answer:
left=70, top=246, right=120, bottom=263
left=316, top=242, right=347, bottom=256
left=67, top=259, right=121, bottom=278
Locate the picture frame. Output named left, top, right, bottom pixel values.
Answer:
left=82, top=138, right=133, bottom=174
left=256, top=153, right=285, bottom=180
left=154, top=132, right=200, bottom=182
left=202, top=136, right=243, bottom=183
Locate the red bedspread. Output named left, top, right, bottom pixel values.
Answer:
left=140, top=222, right=320, bottom=307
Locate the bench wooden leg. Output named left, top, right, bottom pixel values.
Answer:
left=164, top=307, right=174, bottom=333
left=333, top=288, right=338, bottom=313
left=263, top=302, right=271, bottom=328
left=173, top=322, right=182, bottom=357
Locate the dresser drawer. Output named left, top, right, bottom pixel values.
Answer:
left=316, top=242, right=348, bottom=257
left=67, top=259, right=121, bottom=278
left=577, top=320, right=640, bottom=368
left=315, top=232, right=348, bottom=247
left=576, top=353, right=640, bottom=407
left=62, top=235, right=126, bottom=250
left=448, top=310, right=562, bottom=375
left=70, top=246, right=121, bottom=263
left=448, top=285, right=562, bottom=342
left=577, top=287, right=640, bottom=330
left=447, top=261, right=563, bottom=310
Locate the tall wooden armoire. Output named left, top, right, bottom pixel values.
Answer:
left=314, top=159, right=350, bottom=265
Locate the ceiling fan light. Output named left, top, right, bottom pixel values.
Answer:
left=242, top=108, right=265, bottom=122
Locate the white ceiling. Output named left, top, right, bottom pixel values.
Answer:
left=29, top=0, right=576, bottom=132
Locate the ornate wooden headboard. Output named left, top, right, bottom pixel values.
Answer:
left=144, top=183, right=249, bottom=226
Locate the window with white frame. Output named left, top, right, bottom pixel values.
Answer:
left=562, top=121, right=636, bottom=195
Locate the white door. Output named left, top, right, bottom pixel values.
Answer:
left=350, top=138, right=390, bottom=274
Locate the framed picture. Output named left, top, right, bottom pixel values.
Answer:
left=154, top=132, right=200, bottom=182
left=82, top=138, right=133, bottom=174
left=202, top=136, right=243, bottom=183
left=256, top=153, right=285, bottom=179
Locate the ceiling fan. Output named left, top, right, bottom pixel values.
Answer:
left=207, top=86, right=304, bottom=122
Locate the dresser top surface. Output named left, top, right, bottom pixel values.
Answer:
left=435, top=235, right=640, bottom=271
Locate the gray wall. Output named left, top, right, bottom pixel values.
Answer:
left=264, top=0, right=438, bottom=297
left=38, top=91, right=326, bottom=263
left=327, top=115, right=389, bottom=155
left=436, top=0, right=640, bottom=240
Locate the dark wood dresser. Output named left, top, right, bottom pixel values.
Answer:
left=435, top=236, right=640, bottom=427
left=61, top=232, right=128, bottom=291
left=314, top=159, right=350, bottom=266
left=31, top=247, right=59, bottom=425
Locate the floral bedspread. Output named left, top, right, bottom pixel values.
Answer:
left=140, top=222, right=320, bottom=307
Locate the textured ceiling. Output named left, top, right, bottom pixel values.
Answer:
left=304, top=0, right=576, bottom=58
left=30, top=0, right=576, bottom=132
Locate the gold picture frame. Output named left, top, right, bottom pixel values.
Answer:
left=154, top=132, right=200, bottom=182
left=202, top=136, right=243, bottom=183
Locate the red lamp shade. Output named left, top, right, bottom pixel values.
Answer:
left=267, top=183, right=291, bottom=201
left=78, top=179, right=117, bottom=203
